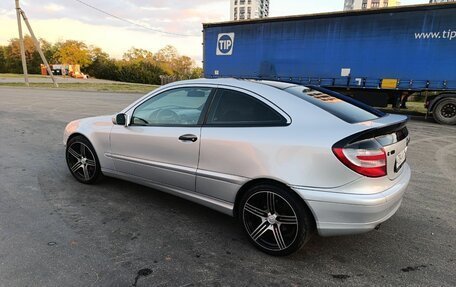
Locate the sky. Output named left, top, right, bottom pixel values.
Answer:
left=0, top=0, right=428, bottom=63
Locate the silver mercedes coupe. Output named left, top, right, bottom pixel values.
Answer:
left=63, top=78, right=411, bottom=255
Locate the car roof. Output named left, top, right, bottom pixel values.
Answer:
left=121, top=77, right=377, bottom=135
left=166, top=78, right=303, bottom=91
left=122, top=78, right=299, bottom=115
left=249, top=80, right=300, bottom=90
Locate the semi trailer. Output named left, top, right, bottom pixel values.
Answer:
left=203, top=3, right=456, bottom=124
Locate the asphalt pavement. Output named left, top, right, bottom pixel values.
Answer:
left=0, top=87, right=455, bottom=286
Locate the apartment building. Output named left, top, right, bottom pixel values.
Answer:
left=230, top=0, right=270, bottom=21
left=344, top=0, right=400, bottom=10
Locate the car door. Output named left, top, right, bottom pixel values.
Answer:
left=110, top=86, right=214, bottom=192
left=197, top=87, right=290, bottom=202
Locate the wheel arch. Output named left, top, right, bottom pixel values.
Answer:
left=66, top=133, right=100, bottom=158
left=233, top=178, right=317, bottom=228
left=67, top=132, right=92, bottom=146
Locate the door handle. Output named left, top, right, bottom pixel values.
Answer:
left=179, top=134, right=198, bottom=142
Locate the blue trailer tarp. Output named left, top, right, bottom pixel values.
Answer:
left=203, top=3, right=456, bottom=91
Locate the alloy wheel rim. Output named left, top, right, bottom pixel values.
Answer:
left=243, top=191, right=299, bottom=251
left=67, top=142, right=97, bottom=181
left=441, top=103, right=456, bottom=118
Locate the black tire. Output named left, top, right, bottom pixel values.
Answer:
left=433, top=98, right=456, bottom=125
left=238, top=184, right=314, bottom=256
left=66, top=135, right=102, bottom=184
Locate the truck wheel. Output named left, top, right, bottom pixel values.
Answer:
left=433, top=98, right=456, bottom=125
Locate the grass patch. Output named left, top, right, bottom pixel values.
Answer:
left=0, top=73, right=47, bottom=78
left=0, top=82, right=159, bottom=93
left=378, top=101, right=427, bottom=116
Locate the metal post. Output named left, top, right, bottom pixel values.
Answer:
left=19, top=9, right=58, bottom=87
left=15, top=0, right=29, bottom=86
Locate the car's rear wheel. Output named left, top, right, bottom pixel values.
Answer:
left=66, top=136, right=101, bottom=184
left=238, top=184, right=313, bottom=256
left=433, top=98, right=456, bottom=125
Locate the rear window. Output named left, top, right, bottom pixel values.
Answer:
left=284, top=86, right=382, bottom=123
left=207, top=89, right=287, bottom=126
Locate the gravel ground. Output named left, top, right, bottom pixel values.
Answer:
left=0, top=87, right=455, bottom=286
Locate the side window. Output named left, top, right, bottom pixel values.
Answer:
left=131, top=87, right=212, bottom=126
left=206, top=89, right=286, bottom=126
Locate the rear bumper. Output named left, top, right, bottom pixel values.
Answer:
left=292, top=164, right=411, bottom=236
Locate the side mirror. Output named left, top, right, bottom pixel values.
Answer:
left=113, top=113, right=129, bottom=126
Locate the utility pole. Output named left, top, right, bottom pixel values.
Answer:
left=15, top=0, right=28, bottom=86
left=15, top=0, right=58, bottom=87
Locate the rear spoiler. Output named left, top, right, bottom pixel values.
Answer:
left=333, top=116, right=409, bottom=148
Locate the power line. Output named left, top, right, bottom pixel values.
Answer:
left=72, top=0, right=197, bottom=37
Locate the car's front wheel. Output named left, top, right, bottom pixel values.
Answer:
left=66, top=135, right=101, bottom=184
left=238, top=184, right=314, bottom=256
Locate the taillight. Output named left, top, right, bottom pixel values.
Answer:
left=333, top=139, right=387, bottom=177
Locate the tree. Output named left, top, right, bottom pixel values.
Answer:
left=0, top=46, right=6, bottom=73
left=172, top=55, right=195, bottom=78
left=189, top=67, right=203, bottom=79
left=89, top=46, right=109, bottom=62
left=117, top=61, right=164, bottom=85
left=122, top=47, right=153, bottom=63
left=8, top=35, right=36, bottom=62
left=23, top=38, right=52, bottom=74
left=152, top=45, right=197, bottom=78
left=4, top=35, right=37, bottom=73
left=0, top=37, right=199, bottom=83
left=86, top=46, right=116, bottom=79
left=154, top=45, right=178, bottom=63
left=86, top=57, right=118, bottom=80
left=2, top=36, right=58, bottom=74
left=153, top=45, right=179, bottom=75
left=54, top=40, right=92, bottom=67
left=41, top=39, right=58, bottom=64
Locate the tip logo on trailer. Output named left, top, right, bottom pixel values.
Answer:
left=216, top=33, right=235, bottom=56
